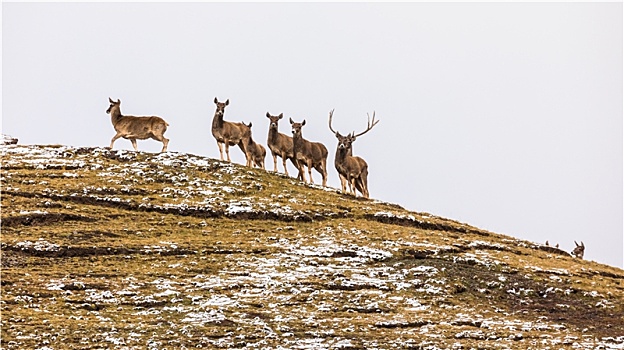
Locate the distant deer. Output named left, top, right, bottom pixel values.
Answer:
left=106, top=98, right=169, bottom=152
left=571, top=241, right=585, bottom=259
left=328, top=109, right=379, bottom=198
left=242, top=122, right=266, bottom=169
left=211, top=98, right=251, bottom=164
left=289, top=118, right=328, bottom=186
left=266, top=112, right=299, bottom=177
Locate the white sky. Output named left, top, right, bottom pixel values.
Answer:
left=2, top=2, right=622, bottom=267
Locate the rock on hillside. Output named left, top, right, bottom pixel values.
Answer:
left=1, top=144, right=623, bottom=349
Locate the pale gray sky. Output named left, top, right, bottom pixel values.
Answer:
left=2, top=2, right=622, bottom=267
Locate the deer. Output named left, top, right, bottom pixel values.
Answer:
left=328, top=109, right=379, bottom=198
left=211, top=98, right=251, bottom=164
left=289, top=118, right=328, bottom=187
left=106, top=98, right=170, bottom=152
left=242, top=122, right=266, bottom=169
left=266, top=112, right=299, bottom=177
left=571, top=241, right=585, bottom=259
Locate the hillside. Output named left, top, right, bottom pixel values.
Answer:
left=1, top=144, right=623, bottom=349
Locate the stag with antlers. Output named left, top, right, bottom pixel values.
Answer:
left=290, top=118, right=328, bottom=186
left=571, top=241, right=585, bottom=259
left=329, top=109, right=379, bottom=198
left=211, top=98, right=251, bottom=164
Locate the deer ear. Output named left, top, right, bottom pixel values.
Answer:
left=266, top=112, right=271, bottom=118
left=214, top=97, right=218, bottom=104
left=109, top=97, right=114, bottom=103
left=581, top=241, right=585, bottom=247
left=302, top=120, right=306, bottom=126
left=117, top=99, right=121, bottom=104
left=289, top=118, right=294, bottom=124
left=248, top=122, right=252, bottom=128
left=225, top=99, right=229, bottom=106
left=278, top=113, right=283, bottom=119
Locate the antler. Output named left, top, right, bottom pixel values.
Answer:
left=353, top=111, right=379, bottom=138
left=328, top=109, right=338, bottom=134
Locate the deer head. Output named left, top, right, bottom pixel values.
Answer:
left=290, top=118, right=306, bottom=136
left=266, top=112, right=284, bottom=131
left=329, top=109, right=379, bottom=146
left=106, top=97, right=121, bottom=114
left=214, top=97, right=230, bottom=117
left=572, top=241, right=585, bottom=259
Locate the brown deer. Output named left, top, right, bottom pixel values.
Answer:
left=571, top=241, right=585, bottom=259
left=328, top=109, right=379, bottom=198
left=289, top=118, right=328, bottom=186
left=242, top=122, right=266, bottom=169
left=211, top=98, right=251, bottom=164
left=266, top=112, right=299, bottom=176
left=106, top=98, right=169, bottom=152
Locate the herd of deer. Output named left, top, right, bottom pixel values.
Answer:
left=106, top=97, right=378, bottom=198
left=105, top=97, right=588, bottom=259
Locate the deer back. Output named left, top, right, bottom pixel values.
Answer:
left=115, top=115, right=168, bottom=138
left=309, top=141, right=328, bottom=165
left=220, top=121, right=249, bottom=145
left=268, top=130, right=295, bottom=158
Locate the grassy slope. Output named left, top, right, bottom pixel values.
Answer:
left=1, top=145, right=623, bottom=349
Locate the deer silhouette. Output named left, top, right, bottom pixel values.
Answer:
left=328, top=109, right=379, bottom=198
left=571, top=241, right=585, bottom=259
left=290, top=118, right=328, bottom=187
left=266, top=112, right=299, bottom=177
left=106, top=98, right=169, bottom=152
left=211, top=98, right=251, bottom=164
left=242, top=122, right=266, bottom=169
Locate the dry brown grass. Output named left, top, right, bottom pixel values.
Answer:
left=2, top=145, right=623, bottom=349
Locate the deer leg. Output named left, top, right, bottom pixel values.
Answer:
left=338, top=174, right=347, bottom=193
left=350, top=177, right=358, bottom=197
left=307, top=161, right=314, bottom=184
left=216, top=141, right=225, bottom=161
left=360, top=168, right=369, bottom=198
left=272, top=154, right=278, bottom=172
left=153, top=134, right=169, bottom=153
left=224, top=139, right=232, bottom=162
left=314, top=162, right=327, bottom=187
left=130, top=139, right=139, bottom=151
left=160, top=135, right=169, bottom=152
left=245, top=151, right=252, bottom=167
left=109, top=133, right=123, bottom=149
left=296, top=159, right=306, bottom=182
left=283, top=158, right=291, bottom=176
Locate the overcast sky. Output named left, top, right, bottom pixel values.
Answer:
left=2, top=2, right=622, bottom=267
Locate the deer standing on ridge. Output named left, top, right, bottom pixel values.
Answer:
left=106, top=98, right=169, bottom=152
left=242, top=122, right=266, bottom=169
left=571, top=241, right=585, bottom=259
left=289, top=118, right=328, bottom=186
left=328, top=109, right=379, bottom=198
left=211, top=98, right=251, bottom=164
left=266, top=112, right=299, bottom=177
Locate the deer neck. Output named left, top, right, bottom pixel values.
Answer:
left=292, top=132, right=304, bottom=149
left=110, top=108, right=123, bottom=125
left=268, top=127, right=277, bottom=142
left=212, top=111, right=224, bottom=130
left=335, top=146, right=351, bottom=163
